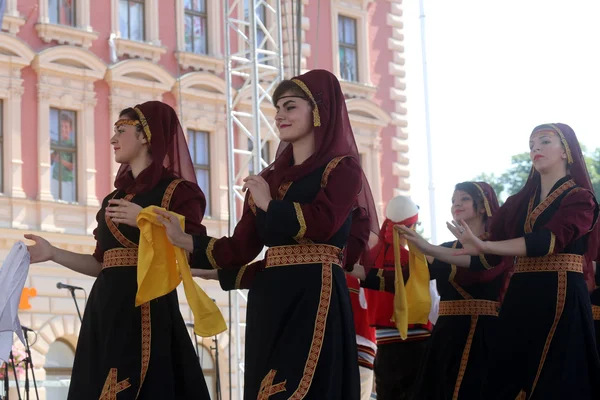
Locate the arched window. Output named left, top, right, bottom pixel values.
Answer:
left=44, top=338, right=75, bottom=400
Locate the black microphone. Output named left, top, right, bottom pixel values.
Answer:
left=56, top=282, right=84, bottom=291
left=21, top=326, right=35, bottom=333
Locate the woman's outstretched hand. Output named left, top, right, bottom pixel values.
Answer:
left=446, top=220, right=486, bottom=255
left=394, top=225, right=432, bottom=255
left=106, top=199, right=143, bottom=227
left=24, top=234, right=55, bottom=263
left=155, top=209, right=194, bottom=253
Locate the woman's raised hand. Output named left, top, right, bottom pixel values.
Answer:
left=446, top=220, right=485, bottom=255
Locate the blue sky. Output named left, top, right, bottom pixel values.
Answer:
left=402, top=0, right=600, bottom=243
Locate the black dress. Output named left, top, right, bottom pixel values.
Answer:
left=67, top=178, right=211, bottom=400
left=473, top=177, right=600, bottom=399
left=413, top=240, right=501, bottom=400
left=192, top=157, right=362, bottom=399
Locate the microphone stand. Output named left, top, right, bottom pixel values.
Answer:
left=9, top=351, right=21, bottom=400
left=22, top=331, right=39, bottom=400
left=212, top=334, right=221, bottom=400
left=3, top=358, right=9, bottom=400
left=66, top=288, right=83, bottom=323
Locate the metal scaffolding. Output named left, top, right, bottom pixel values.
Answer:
left=223, top=0, right=284, bottom=398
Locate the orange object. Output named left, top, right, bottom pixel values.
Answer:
left=19, top=287, right=37, bottom=310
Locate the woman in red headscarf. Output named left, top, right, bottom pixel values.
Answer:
left=392, top=182, right=509, bottom=399
left=158, top=69, right=379, bottom=399
left=438, top=124, right=599, bottom=399
left=365, top=182, right=510, bottom=399
left=25, top=101, right=212, bottom=399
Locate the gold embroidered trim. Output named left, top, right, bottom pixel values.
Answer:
left=291, top=79, right=321, bottom=127
left=99, top=368, right=131, bottom=400
left=449, top=265, right=457, bottom=282
left=377, top=268, right=385, bottom=292
left=546, top=232, right=556, bottom=256
left=449, top=241, right=474, bottom=299
left=248, top=194, right=257, bottom=215
left=105, top=193, right=138, bottom=249
left=234, top=264, right=248, bottom=290
left=549, top=124, right=573, bottom=164
left=277, top=181, right=293, bottom=200
left=102, top=248, right=138, bottom=269
left=452, top=315, right=479, bottom=400
left=136, top=302, right=151, bottom=399
left=524, top=180, right=575, bottom=233
left=320, top=156, right=347, bottom=188
left=438, top=300, right=499, bottom=317
left=348, top=287, right=360, bottom=295
left=515, top=390, right=527, bottom=400
left=479, top=254, right=493, bottom=270
left=288, top=263, right=333, bottom=399
left=161, top=179, right=183, bottom=209
left=472, top=183, right=492, bottom=217
left=592, top=305, right=600, bottom=321
left=206, top=238, right=220, bottom=269
left=257, top=369, right=287, bottom=400
left=514, top=254, right=583, bottom=274
left=265, top=244, right=342, bottom=268
left=530, top=270, right=567, bottom=396
left=293, top=202, right=307, bottom=241
left=114, top=119, right=141, bottom=128
left=133, top=107, right=152, bottom=143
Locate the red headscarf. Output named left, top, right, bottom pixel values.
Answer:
left=450, top=182, right=509, bottom=286
left=262, top=69, right=380, bottom=260
left=489, top=123, right=599, bottom=280
left=114, top=101, right=197, bottom=194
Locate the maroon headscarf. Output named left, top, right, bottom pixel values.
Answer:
left=114, top=101, right=197, bottom=194
left=262, top=69, right=380, bottom=262
left=451, top=182, right=510, bottom=288
left=489, top=123, right=599, bottom=281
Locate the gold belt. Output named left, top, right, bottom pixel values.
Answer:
left=592, top=305, right=600, bottom=321
left=102, top=248, right=138, bottom=269
left=438, top=300, right=499, bottom=317
left=265, top=244, right=343, bottom=268
left=514, top=254, right=583, bottom=274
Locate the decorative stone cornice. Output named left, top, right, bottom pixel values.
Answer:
left=386, top=0, right=410, bottom=194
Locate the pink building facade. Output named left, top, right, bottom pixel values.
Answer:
left=2, top=0, right=408, bottom=398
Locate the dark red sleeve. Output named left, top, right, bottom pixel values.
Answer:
left=92, top=209, right=104, bottom=263
left=524, top=188, right=597, bottom=257
left=92, top=191, right=116, bottom=263
left=218, top=259, right=265, bottom=290
left=344, top=206, right=370, bottom=270
left=264, top=158, right=362, bottom=242
left=169, top=180, right=207, bottom=236
left=191, top=192, right=264, bottom=270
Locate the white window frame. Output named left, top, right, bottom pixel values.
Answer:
left=174, top=0, right=224, bottom=73
left=172, top=71, right=228, bottom=221
left=0, top=34, right=34, bottom=230
left=32, top=46, right=106, bottom=234
left=331, top=1, right=376, bottom=99
left=36, top=0, right=98, bottom=48
left=110, top=0, right=166, bottom=62
left=346, top=98, right=391, bottom=218
left=1, top=0, right=26, bottom=34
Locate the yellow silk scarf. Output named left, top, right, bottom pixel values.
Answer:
left=391, top=225, right=431, bottom=339
left=136, top=206, right=226, bottom=337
